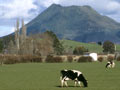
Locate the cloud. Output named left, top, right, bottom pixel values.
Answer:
left=0, top=0, right=38, bottom=19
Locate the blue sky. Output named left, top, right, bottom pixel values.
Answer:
left=0, top=0, right=120, bottom=37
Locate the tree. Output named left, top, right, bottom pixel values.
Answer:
left=103, top=41, right=115, bottom=53
left=14, top=19, right=28, bottom=54
left=0, top=39, right=3, bottom=53
left=7, top=40, right=17, bottom=54
left=45, top=31, right=64, bottom=55
left=73, top=46, right=88, bottom=55
left=15, top=19, right=20, bottom=50
left=97, top=41, right=102, bottom=46
left=32, top=33, right=54, bottom=56
left=21, top=19, right=27, bottom=44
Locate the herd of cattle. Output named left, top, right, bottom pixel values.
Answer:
left=60, top=61, right=115, bottom=88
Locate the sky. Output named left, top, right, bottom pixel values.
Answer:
left=0, top=0, right=120, bottom=37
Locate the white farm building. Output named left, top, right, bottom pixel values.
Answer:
left=84, top=53, right=98, bottom=61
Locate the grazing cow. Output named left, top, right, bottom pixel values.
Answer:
left=106, top=61, right=115, bottom=68
left=60, top=69, right=88, bottom=87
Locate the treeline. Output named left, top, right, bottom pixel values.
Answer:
left=0, top=19, right=64, bottom=56
left=0, top=36, right=117, bottom=55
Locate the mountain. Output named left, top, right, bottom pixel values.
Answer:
left=26, top=4, right=120, bottom=43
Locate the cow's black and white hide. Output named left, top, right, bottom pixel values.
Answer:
left=60, top=69, right=88, bottom=87
left=106, top=61, right=115, bottom=68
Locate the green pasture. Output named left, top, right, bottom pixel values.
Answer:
left=0, top=62, right=120, bottom=90
left=62, top=40, right=120, bottom=53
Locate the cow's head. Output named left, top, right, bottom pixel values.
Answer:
left=78, top=74, right=88, bottom=87
left=83, top=79, right=88, bottom=87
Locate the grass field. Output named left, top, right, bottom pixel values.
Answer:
left=61, top=40, right=120, bottom=53
left=0, top=62, right=120, bottom=90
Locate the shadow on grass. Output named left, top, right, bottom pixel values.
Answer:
left=56, top=85, right=83, bottom=88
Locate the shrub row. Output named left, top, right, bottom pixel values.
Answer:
left=0, top=55, right=42, bottom=64
left=45, top=55, right=94, bottom=63
left=45, top=55, right=63, bottom=63
left=0, top=55, right=94, bottom=64
left=78, top=56, right=93, bottom=62
left=107, top=55, right=114, bottom=61
left=67, top=56, right=73, bottom=62
left=45, top=55, right=75, bottom=63
left=116, top=56, right=120, bottom=61
left=98, top=57, right=104, bottom=62
left=97, top=55, right=114, bottom=62
left=2, top=54, right=119, bottom=64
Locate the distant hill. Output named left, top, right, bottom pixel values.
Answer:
left=61, top=40, right=120, bottom=53
left=26, top=4, right=120, bottom=43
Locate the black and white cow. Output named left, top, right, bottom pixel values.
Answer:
left=60, top=69, right=88, bottom=87
left=106, top=61, right=115, bottom=68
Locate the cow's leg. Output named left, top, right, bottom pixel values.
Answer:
left=78, top=81, right=81, bottom=87
left=110, top=64, right=112, bottom=68
left=64, top=81, right=68, bottom=87
left=107, top=65, right=111, bottom=68
left=111, top=63, right=115, bottom=68
left=61, top=80, right=64, bottom=87
left=112, top=63, right=115, bottom=68
left=74, top=81, right=77, bottom=87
